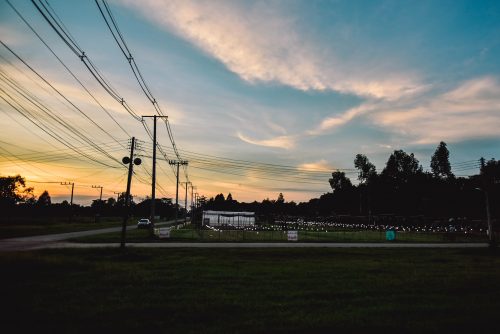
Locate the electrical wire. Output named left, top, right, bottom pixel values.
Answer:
left=31, top=0, right=183, bottom=189
left=30, top=0, right=142, bottom=121
left=95, top=0, right=187, bottom=179
left=5, top=0, right=131, bottom=139
left=0, top=41, right=126, bottom=154
left=0, top=69, right=122, bottom=166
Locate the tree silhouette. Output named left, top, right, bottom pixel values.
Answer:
left=354, top=154, right=377, bottom=183
left=214, top=193, right=225, bottom=202
left=0, top=175, right=34, bottom=207
left=37, top=190, right=51, bottom=206
left=106, top=197, right=116, bottom=207
left=431, top=141, right=454, bottom=179
left=117, top=192, right=134, bottom=207
left=225, top=193, right=237, bottom=210
left=382, top=150, right=422, bottom=184
left=481, top=159, right=500, bottom=183
left=329, top=171, right=352, bottom=192
left=354, top=154, right=377, bottom=217
left=277, top=193, right=285, bottom=203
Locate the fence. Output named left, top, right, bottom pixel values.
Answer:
left=165, top=226, right=491, bottom=243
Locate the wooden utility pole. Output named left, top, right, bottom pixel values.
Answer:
left=183, top=181, right=190, bottom=223
left=61, top=182, right=74, bottom=223
left=142, top=115, right=168, bottom=225
left=194, top=192, right=199, bottom=225
left=61, top=182, right=75, bottom=206
left=92, top=185, right=103, bottom=223
left=169, top=160, right=188, bottom=226
left=121, top=137, right=141, bottom=248
left=92, top=185, right=103, bottom=201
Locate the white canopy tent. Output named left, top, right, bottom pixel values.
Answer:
left=202, top=210, right=255, bottom=228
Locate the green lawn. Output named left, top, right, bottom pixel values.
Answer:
left=1, top=248, right=499, bottom=333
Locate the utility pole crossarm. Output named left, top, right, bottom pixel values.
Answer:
left=92, top=185, right=103, bottom=201
left=60, top=182, right=75, bottom=206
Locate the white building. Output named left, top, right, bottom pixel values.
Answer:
left=202, top=210, right=255, bottom=228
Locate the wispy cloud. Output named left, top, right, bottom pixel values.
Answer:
left=237, top=132, right=294, bottom=149
left=308, top=103, right=377, bottom=135
left=298, top=159, right=333, bottom=171
left=308, top=76, right=500, bottom=145
left=375, top=76, right=500, bottom=144
left=441, top=76, right=500, bottom=103
left=119, top=0, right=424, bottom=100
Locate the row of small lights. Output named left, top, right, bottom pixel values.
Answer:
left=202, top=223, right=483, bottom=234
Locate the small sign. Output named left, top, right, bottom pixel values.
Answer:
left=287, top=230, right=298, bottom=241
left=157, top=227, right=171, bottom=239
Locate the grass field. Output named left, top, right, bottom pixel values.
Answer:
left=1, top=247, right=499, bottom=333
left=72, top=226, right=488, bottom=243
left=0, top=216, right=124, bottom=239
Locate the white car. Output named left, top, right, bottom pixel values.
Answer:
left=137, top=218, right=153, bottom=229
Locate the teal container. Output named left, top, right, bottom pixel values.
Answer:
left=386, top=230, right=396, bottom=241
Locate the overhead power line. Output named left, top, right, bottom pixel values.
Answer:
left=0, top=90, right=119, bottom=169
left=95, top=0, right=186, bottom=178
left=5, top=0, right=130, bottom=139
left=30, top=0, right=181, bottom=184
left=0, top=139, right=125, bottom=170
left=0, top=59, right=124, bottom=169
left=0, top=41, right=124, bottom=157
left=30, top=0, right=142, bottom=121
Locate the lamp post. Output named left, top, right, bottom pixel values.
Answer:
left=475, top=187, right=495, bottom=247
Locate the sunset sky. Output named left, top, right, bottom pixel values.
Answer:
left=1, top=0, right=500, bottom=205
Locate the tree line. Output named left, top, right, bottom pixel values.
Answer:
left=323, top=142, right=499, bottom=220
left=204, top=142, right=499, bottom=224
left=0, top=177, right=182, bottom=222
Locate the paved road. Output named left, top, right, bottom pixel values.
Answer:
left=0, top=220, right=177, bottom=252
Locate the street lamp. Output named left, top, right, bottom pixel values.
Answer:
left=475, top=188, right=495, bottom=247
